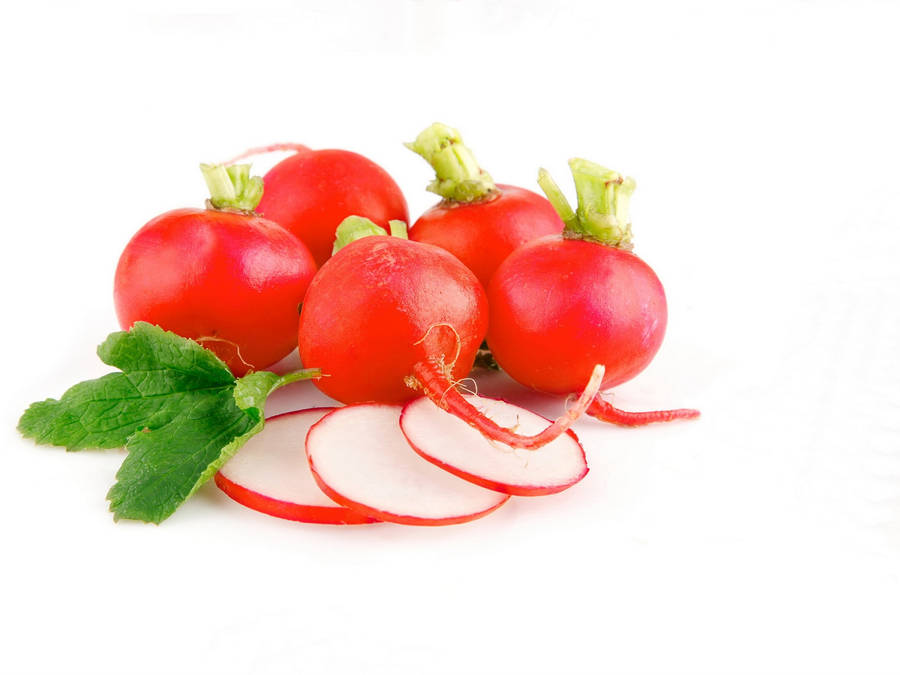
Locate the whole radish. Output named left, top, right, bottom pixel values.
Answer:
left=406, top=123, right=563, bottom=288
left=226, top=143, right=408, bottom=267
left=487, top=159, right=699, bottom=426
left=114, top=164, right=317, bottom=376
left=297, top=217, right=604, bottom=449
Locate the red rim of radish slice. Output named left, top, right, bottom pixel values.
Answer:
left=400, top=395, right=588, bottom=496
left=305, top=404, right=509, bottom=526
left=215, top=408, right=378, bottom=525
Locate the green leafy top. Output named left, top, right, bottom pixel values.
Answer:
left=18, top=323, right=320, bottom=523
left=200, top=163, right=264, bottom=212
left=537, top=158, right=636, bottom=250
left=332, top=215, right=408, bottom=255
left=405, top=122, right=497, bottom=203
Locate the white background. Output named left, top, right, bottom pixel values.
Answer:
left=2, top=1, right=899, bottom=673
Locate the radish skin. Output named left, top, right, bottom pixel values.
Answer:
left=114, top=164, right=317, bottom=376
left=226, top=144, right=408, bottom=267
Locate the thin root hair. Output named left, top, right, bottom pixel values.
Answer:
left=196, top=336, right=253, bottom=371
left=413, top=323, right=462, bottom=371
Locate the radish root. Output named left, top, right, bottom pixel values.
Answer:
left=412, top=361, right=604, bottom=450
left=587, top=398, right=700, bottom=426
left=222, top=143, right=311, bottom=166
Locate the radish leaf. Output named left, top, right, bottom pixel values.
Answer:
left=18, top=322, right=320, bottom=524
left=18, top=323, right=236, bottom=451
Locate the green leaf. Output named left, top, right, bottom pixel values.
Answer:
left=18, top=322, right=321, bottom=524
left=106, top=390, right=260, bottom=524
left=18, top=323, right=236, bottom=451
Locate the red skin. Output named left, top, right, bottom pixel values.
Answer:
left=297, top=237, right=488, bottom=405
left=114, top=208, right=317, bottom=376
left=487, top=236, right=668, bottom=394
left=409, top=185, right=563, bottom=288
left=214, top=472, right=377, bottom=525
left=257, top=149, right=409, bottom=267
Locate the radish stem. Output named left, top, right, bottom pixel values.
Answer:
left=406, top=122, right=497, bottom=203
left=200, top=163, right=264, bottom=212
left=539, top=159, right=635, bottom=249
left=332, top=216, right=409, bottom=255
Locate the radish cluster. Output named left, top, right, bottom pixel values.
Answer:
left=106, top=123, right=698, bottom=527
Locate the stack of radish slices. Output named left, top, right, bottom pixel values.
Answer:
left=215, top=396, right=589, bottom=526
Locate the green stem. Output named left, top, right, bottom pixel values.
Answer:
left=332, top=215, right=408, bottom=254
left=388, top=220, right=409, bottom=239
left=274, top=369, right=323, bottom=387
left=200, top=163, right=264, bottom=212
left=405, top=122, right=497, bottom=203
left=537, top=169, right=578, bottom=229
left=232, top=368, right=322, bottom=412
left=537, top=158, right=636, bottom=249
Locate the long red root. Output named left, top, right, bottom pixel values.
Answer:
left=222, top=143, right=311, bottom=166
left=411, top=361, right=604, bottom=450
left=588, top=398, right=700, bottom=426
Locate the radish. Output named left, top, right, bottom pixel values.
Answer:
left=114, top=164, right=317, bottom=376
left=305, top=404, right=509, bottom=526
left=225, top=143, right=408, bottom=267
left=215, top=408, right=377, bottom=525
left=401, top=396, right=588, bottom=496
left=297, top=217, right=604, bottom=449
left=406, top=123, right=564, bottom=288
left=487, top=159, right=699, bottom=425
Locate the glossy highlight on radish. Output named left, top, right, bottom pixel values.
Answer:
left=401, top=396, right=588, bottom=496
left=306, top=404, right=509, bottom=526
left=215, top=409, right=376, bottom=525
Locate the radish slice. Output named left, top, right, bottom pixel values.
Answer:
left=306, top=404, right=509, bottom=526
left=401, top=396, right=588, bottom=496
left=215, top=408, right=377, bottom=525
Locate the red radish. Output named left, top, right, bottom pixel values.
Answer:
left=406, top=123, right=563, bottom=288
left=305, top=404, right=509, bottom=526
left=297, top=217, right=604, bottom=450
left=215, top=408, right=377, bottom=525
left=487, top=159, right=699, bottom=425
left=225, top=143, right=408, bottom=267
left=114, top=164, right=317, bottom=376
left=401, top=396, right=588, bottom=496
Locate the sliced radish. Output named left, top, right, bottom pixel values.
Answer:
left=215, top=408, right=377, bottom=525
left=400, top=396, right=588, bottom=496
left=306, top=404, right=509, bottom=526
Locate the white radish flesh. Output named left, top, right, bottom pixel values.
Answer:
left=215, top=408, right=377, bottom=525
left=306, top=404, right=509, bottom=526
left=401, top=396, right=588, bottom=496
